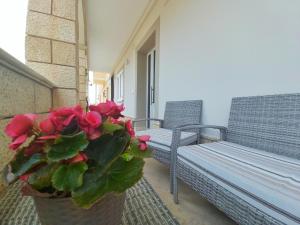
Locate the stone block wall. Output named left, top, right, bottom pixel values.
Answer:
left=78, top=46, right=88, bottom=109
left=26, top=0, right=84, bottom=108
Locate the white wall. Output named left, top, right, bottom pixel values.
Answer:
left=122, top=54, right=137, bottom=117
left=159, top=0, right=300, bottom=137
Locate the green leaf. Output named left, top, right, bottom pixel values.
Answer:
left=47, top=132, right=88, bottom=162
left=10, top=150, right=46, bottom=176
left=127, top=139, right=152, bottom=158
left=52, top=162, right=88, bottom=192
left=85, top=131, right=130, bottom=167
left=108, top=158, right=144, bottom=193
left=121, top=153, right=134, bottom=161
left=28, top=163, right=59, bottom=190
left=72, top=157, right=144, bottom=208
left=102, top=121, right=124, bottom=134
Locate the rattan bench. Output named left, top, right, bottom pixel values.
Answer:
left=171, top=94, right=300, bottom=225
left=133, top=100, right=202, bottom=192
left=133, top=100, right=202, bottom=166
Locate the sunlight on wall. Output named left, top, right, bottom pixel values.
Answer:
left=88, top=71, right=97, bottom=105
left=0, top=0, right=28, bottom=62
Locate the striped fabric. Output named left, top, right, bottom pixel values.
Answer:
left=177, top=141, right=300, bottom=225
left=137, top=128, right=198, bottom=148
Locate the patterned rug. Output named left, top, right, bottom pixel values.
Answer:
left=0, top=178, right=179, bottom=225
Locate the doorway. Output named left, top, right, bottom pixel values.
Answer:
left=136, top=29, right=158, bottom=129
left=147, top=48, right=156, bottom=127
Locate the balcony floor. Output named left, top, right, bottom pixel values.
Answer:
left=143, top=158, right=237, bottom=225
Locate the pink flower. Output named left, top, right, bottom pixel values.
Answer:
left=138, top=135, right=150, bottom=151
left=81, top=126, right=101, bottom=140
left=85, top=111, right=102, bottom=128
left=19, top=173, right=31, bottom=182
left=88, top=129, right=101, bottom=140
left=139, top=143, right=147, bottom=151
left=5, top=114, right=36, bottom=138
left=5, top=114, right=37, bottom=150
left=125, top=120, right=135, bottom=137
left=40, top=119, right=56, bottom=134
left=79, top=111, right=102, bottom=140
left=89, top=101, right=124, bottom=119
left=9, top=134, right=28, bottom=150
left=67, top=153, right=88, bottom=164
left=139, top=135, right=150, bottom=142
left=49, top=105, right=84, bottom=132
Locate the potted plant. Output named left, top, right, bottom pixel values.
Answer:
left=3, top=101, right=151, bottom=225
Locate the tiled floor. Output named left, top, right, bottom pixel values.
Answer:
left=143, top=158, right=236, bottom=225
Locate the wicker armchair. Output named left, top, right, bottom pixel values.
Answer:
left=133, top=100, right=202, bottom=191
left=171, top=94, right=300, bottom=225
left=133, top=100, right=202, bottom=165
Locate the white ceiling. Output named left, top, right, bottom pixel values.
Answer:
left=86, top=0, right=150, bottom=73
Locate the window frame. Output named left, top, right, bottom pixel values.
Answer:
left=115, top=69, right=124, bottom=103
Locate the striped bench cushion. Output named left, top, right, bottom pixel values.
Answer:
left=137, top=128, right=197, bottom=150
left=177, top=141, right=300, bottom=225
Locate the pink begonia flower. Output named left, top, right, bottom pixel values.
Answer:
left=39, top=118, right=56, bottom=135
left=79, top=111, right=102, bottom=140
left=88, top=129, right=101, bottom=140
left=138, top=135, right=151, bottom=151
left=125, top=120, right=135, bottom=137
left=48, top=105, right=84, bottom=132
left=9, top=134, right=28, bottom=150
left=5, top=114, right=37, bottom=150
left=5, top=114, right=36, bottom=138
left=85, top=111, right=102, bottom=128
left=67, top=153, right=88, bottom=164
left=139, top=142, right=148, bottom=151
left=138, top=135, right=150, bottom=142
left=19, top=173, right=31, bottom=182
left=81, top=126, right=101, bottom=140
left=89, top=100, right=124, bottom=119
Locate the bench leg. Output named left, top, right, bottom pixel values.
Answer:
left=170, top=164, right=174, bottom=194
left=172, top=154, right=179, bottom=204
left=173, top=168, right=179, bottom=204
left=197, top=133, right=201, bottom=144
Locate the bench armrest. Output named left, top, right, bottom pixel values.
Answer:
left=171, top=124, right=227, bottom=150
left=132, top=118, right=164, bottom=128
left=169, top=124, right=227, bottom=175
left=175, top=124, right=227, bottom=140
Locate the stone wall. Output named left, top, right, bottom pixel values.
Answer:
left=26, top=0, right=87, bottom=108
left=78, top=46, right=88, bottom=109
left=77, top=0, right=88, bottom=109
left=0, top=49, right=54, bottom=192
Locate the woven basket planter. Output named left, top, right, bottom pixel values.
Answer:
left=33, top=193, right=126, bottom=225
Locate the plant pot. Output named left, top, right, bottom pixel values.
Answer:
left=33, top=193, right=126, bottom=225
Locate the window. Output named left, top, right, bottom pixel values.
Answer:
left=115, top=70, right=124, bottom=103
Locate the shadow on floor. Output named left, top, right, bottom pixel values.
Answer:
left=143, top=158, right=237, bottom=225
